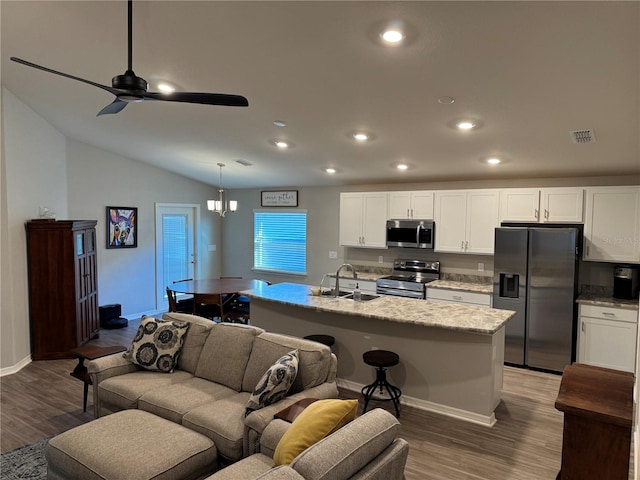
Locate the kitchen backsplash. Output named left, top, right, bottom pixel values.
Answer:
left=440, top=272, right=493, bottom=285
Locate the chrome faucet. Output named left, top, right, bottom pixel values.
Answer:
left=334, top=263, right=357, bottom=297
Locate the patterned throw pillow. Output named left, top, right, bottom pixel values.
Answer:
left=245, top=350, right=299, bottom=417
left=124, top=316, right=191, bottom=373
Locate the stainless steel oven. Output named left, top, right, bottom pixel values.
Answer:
left=376, top=259, right=440, bottom=298
left=386, top=219, right=434, bottom=249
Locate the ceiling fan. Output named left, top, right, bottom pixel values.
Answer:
left=10, top=0, right=249, bottom=116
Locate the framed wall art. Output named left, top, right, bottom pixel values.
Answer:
left=106, top=206, right=137, bottom=249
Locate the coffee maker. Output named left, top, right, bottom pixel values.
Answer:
left=613, top=265, right=639, bottom=299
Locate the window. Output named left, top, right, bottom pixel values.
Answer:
left=254, top=210, right=307, bottom=275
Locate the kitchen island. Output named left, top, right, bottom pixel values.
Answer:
left=244, top=282, right=515, bottom=426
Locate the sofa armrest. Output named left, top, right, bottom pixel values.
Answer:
left=259, top=419, right=291, bottom=458
left=255, top=466, right=305, bottom=479
left=243, top=381, right=339, bottom=457
left=87, top=352, right=139, bottom=418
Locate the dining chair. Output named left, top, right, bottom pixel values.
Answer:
left=166, top=287, right=194, bottom=314
left=194, top=293, right=228, bottom=322
left=226, top=279, right=272, bottom=324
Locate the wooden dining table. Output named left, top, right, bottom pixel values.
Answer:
left=170, top=278, right=267, bottom=296
left=170, top=278, right=268, bottom=318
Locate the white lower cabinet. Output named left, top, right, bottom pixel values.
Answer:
left=577, top=304, right=638, bottom=373
left=426, top=288, right=492, bottom=308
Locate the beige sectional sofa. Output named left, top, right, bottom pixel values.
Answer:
left=87, top=312, right=339, bottom=462
left=205, top=408, right=409, bottom=480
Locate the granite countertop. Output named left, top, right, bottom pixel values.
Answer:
left=426, top=280, right=493, bottom=295
left=576, top=293, right=639, bottom=311
left=243, top=282, right=514, bottom=335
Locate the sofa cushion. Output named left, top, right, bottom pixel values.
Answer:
left=290, top=408, right=401, bottom=480
left=98, top=370, right=193, bottom=411
left=125, top=316, right=190, bottom=372
left=242, top=333, right=331, bottom=395
left=246, top=350, right=299, bottom=417
left=273, top=399, right=358, bottom=466
left=138, top=377, right=238, bottom=424
left=162, top=312, right=215, bottom=374
left=183, top=391, right=252, bottom=461
left=195, top=323, right=263, bottom=391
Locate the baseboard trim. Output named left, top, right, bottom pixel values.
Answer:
left=337, top=378, right=497, bottom=427
left=0, top=355, right=31, bottom=377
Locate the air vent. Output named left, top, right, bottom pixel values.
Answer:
left=570, top=129, right=596, bottom=144
left=235, top=159, right=254, bottom=167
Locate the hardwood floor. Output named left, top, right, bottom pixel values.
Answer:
left=0, top=319, right=631, bottom=479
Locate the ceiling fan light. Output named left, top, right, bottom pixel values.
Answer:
left=157, top=83, right=175, bottom=93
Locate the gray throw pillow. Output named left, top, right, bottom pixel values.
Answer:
left=124, top=316, right=191, bottom=373
left=245, top=350, right=299, bottom=417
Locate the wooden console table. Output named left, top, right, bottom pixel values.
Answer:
left=554, top=363, right=633, bottom=480
left=70, top=344, right=127, bottom=412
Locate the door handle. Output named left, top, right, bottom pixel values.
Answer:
left=544, top=209, right=549, bottom=219
left=534, top=209, right=539, bottom=219
left=581, top=321, right=585, bottom=333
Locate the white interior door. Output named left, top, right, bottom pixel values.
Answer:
left=155, top=204, right=199, bottom=311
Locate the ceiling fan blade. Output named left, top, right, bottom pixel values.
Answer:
left=11, top=57, right=121, bottom=96
left=97, top=99, right=128, bottom=116
left=143, top=91, right=249, bottom=107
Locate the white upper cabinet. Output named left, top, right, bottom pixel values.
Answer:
left=500, top=187, right=583, bottom=223
left=388, top=191, right=434, bottom=219
left=434, top=190, right=500, bottom=254
left=499, top=189, right=541, bottom=222
left=583, top=186, right=640, bottom=263
left=541, top=188, right=584, bottom=222
left=339, top=192, right=388, bottom=248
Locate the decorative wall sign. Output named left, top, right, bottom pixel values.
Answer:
left=261, top=190, right=298, bottom=207
left=106, top=206, right=137, bottom=248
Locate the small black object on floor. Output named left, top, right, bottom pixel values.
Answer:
left=98, top=304, right=128, bottom=329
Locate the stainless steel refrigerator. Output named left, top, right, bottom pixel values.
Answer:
left=493, top=226, right=579, bottom=373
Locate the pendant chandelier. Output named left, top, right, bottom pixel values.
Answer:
left=207, top=163, right=237, bottom=217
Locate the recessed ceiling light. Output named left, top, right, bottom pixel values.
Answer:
left=270, top=139, right=293, bottom=149
left=397, top=163, right=409, bottom=170
left=273, top=120, right=287, bottom=127
left=381, top=29, right=404, bottom=44
left=457, top=121, right=476, bottom=130
left=325, top=168, right=337, bottom=174
left=157, top=82, right=175, bottom=93
left=486, top=158, right=501, bottom=165
left=438, top=96, right=455, bottom=105
left=348, top=131, right=375, bottom=143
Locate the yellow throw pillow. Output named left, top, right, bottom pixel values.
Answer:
left=273, top=399, right=358, bottom=466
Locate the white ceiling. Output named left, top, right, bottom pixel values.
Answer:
left=2, top=1, right=639, bottom=189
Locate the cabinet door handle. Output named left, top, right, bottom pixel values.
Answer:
left=581, top=321, right=586, bottom=333
left=453, top=295, right=463, bottom=301
left=602, top=312, right=616, bottom=317
left=544, top=209, right=549, bottom=219
left=407, top=209, right=410, bottom=218
left=410, top=208, right=414, bottom=218
left=465, top=241, right=469, bottom=251
left=534, top=209, right=539, bottom=219
left=586, top=245, right=590, bottom=257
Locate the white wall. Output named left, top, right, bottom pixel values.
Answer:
left=1, top=88, right=68, bottom=372
left=66, top=140, right=221, bottom=318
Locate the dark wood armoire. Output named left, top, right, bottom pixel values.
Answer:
left=26, top=219, right=100, bottom=360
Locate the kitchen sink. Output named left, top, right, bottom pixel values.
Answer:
left=320, top=289, right=351, bottom=297
left=342, top=293, right=379, bottom=302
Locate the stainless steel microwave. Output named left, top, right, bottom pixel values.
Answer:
left=386, top=219, right=434, bottom=249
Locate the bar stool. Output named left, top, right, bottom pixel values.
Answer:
left=361, top=350, right=402, bottom=418
left=303, top=334, right=335, bottom=348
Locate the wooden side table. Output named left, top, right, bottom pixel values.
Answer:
left=70, top=344, right=127, bottom=412
left=554, top=363, right=633, bottom=480
left=274, top=398, right=319, bottom=423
